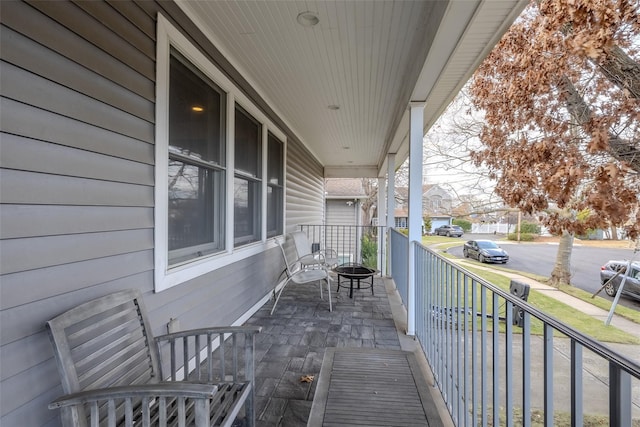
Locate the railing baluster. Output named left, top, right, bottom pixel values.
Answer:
left=492, top=293, right=499, bottom=427
left=159, top=397, right=167, bottom=426
left=456, top=271, right=463, bottom=425
left=471, top=277, right=478, bottom=427
left=609, top=362, right=632, bottom=427
left=195, top=335, right=201, bottom=379
left=481, top=287, right=488, bottom=427
left=505, top=300, right=513, bottom=427
left=170, top=339, right=177, bottom=381
left=219, top=332, right=226, bottom=381
left=522, top=312, right=531, bottom=427
left=462, top=274, right=469, bottom=425
left=444, top=264, right=455, bottom=413
left=207, top=333, right=213, bottom=382
left=232, top=334, right=238, bottom=381
left=124, top=398, right=133, bottom=427
left=571, top=340, right=583, bottom=427
left=183, top=336, right=189, bottom=381
left=544, top=324, right=554, bottom=426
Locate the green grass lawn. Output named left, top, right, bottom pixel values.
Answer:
left=417, top=235, right=640, bottom=344
left=462, top=266, right=640, bottom=344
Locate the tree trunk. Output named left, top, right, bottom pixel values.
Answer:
left=360, top=178, right=378, bottom=227
left=549, top=230, right=574, bottom=286
left=596, top=45, right=640, bottom=100
left=611, top=224, right=619, bottom=240
left=559, top=75, right=640, bottom=172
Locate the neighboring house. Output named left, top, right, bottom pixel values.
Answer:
left=395, top=184, right=455, bottom=232
left=324, top=178, right=367, bottom=227
left=422, top=184, right=453, bottom=215
left=324, top=178, right=369, bottom=265
left=394, top=208, right=409, bottom=229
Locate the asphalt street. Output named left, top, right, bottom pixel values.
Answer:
left=446, top=234, right=640, bottom=310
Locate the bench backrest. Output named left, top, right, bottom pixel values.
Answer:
left=46, top=290, right=161, bottom=396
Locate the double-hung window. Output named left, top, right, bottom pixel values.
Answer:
left=167, top=50, right=226, bottom=265
left=234, top=106, right=262, bottom=246
left=155, top=15, right=285, bottom=291
left=266, top=133, right=284, bottom=237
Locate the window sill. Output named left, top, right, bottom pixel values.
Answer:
left=155, top=238, right=278, bottom=292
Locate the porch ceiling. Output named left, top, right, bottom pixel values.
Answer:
left=177, top=0, right=526, bottom=178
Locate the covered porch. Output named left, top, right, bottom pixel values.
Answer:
left=9, top=1, right=630, bottom=426
left=245, top=270, right=444, bottom=426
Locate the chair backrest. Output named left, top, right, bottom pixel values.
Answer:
left=290, top=231, right=312, bottom=258
left=275, top=235, right=296, bottom=276
left=46, top=290, right=162, bottom=396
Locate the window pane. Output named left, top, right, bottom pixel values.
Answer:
left=167, top=50, right=226, bottom=266
left=234, top=107, right=261, bottom=176
left=168, top=159, right=225, bottom=263
left=234, top=177, right=261, bottom=246
left=267, top=133, right=283, bottom=185
left=267, top=186, right=283, bottom=238
left=267, top=133, right=283, bottom=237
left=169, top=52, right=225, bottom=166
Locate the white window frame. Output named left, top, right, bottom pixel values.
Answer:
left=266, top=131, right=284, bottom=238
left=155, top=15, right=286, bottom=292
left=233, top=104, right=262, bottom=247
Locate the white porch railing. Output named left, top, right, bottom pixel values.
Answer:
left=298, top=224, right=386, bottom=269
left=389, top=228, right=640, bottom=426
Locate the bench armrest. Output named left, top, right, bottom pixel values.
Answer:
left=49, top=382, right=218, bottom=408
left=155, top=325, right=261, bottom=342
left=155, top=326, right=261, bottom=383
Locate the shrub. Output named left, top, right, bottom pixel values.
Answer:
left=453, top=219, right=472, bottom=232
left=508, top=232, right=535, bottom=241
left=519, top=221, right=540, bottom=234
left=361, top=234, right=378, bottom=268
left=423, top=218, right=432, bottom=234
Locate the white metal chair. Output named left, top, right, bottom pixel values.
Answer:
left=271, top=233, right=333, bottom=314
left=290, top=231, right=339, bottom=269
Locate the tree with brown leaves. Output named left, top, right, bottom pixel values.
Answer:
left=470, top=0, right=639, bottom=286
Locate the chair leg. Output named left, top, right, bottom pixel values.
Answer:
left=325, top=278, right=332, bottom=312
left=270, top=278, right=291, bottom=315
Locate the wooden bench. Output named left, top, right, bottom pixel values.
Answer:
left=46, top=289, right=261, bottom=427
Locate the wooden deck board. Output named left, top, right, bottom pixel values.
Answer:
left=308, top=348, right=443, bottom=427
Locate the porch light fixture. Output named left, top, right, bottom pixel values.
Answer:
left=297, top=11, right=319, bottom=27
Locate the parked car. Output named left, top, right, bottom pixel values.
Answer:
left=463, top=239, right=509, bottom=263
left=433, top=224, right=464, bottom=237
left=600, top=260, right=640, bottom=301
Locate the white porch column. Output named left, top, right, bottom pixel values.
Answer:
left=386, top=153, right=395, bottom=276
left=377, top=177, right=387, bottom=276
left=408, top=102, right=424, bottom=336
left=386, top=153, right=396, bottom=230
